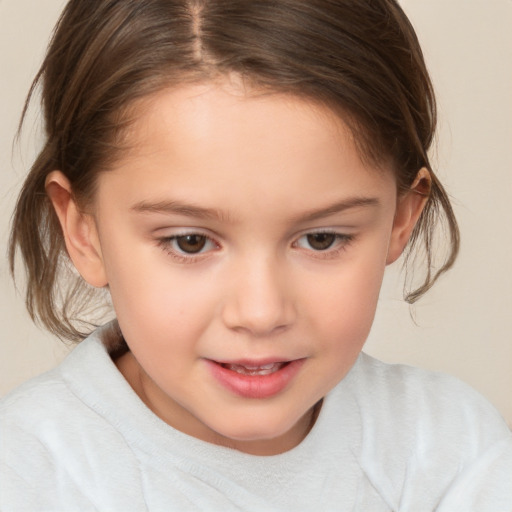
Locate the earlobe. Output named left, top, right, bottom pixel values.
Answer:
left=386, top=168, right=431, bottom=265
left=45, top=171, right=108, bottom=287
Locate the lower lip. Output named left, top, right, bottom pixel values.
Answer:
left=206, top=359, right=305, bottom=399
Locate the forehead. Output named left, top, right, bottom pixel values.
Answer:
left=117, top=79, right=386, bottom=170
left=99, top=81, right=396, bottom=217
left=125, top=81, right=341, bottom=146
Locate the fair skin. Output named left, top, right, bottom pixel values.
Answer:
left=46, top=80, right=429, bottom=456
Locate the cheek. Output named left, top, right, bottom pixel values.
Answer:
left=303, top=250, right=387, bottom=354
left=100, top=234, right=217, bottom=346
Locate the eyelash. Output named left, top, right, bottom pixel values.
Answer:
left=157, top=233, right=219, bottom=263
left=293, top=230, right=355, bottom=259
left=157, top=230, right=355, bottom=263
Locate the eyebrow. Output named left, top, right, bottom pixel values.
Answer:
left=130, top=196, right=380, bottom=223
left=293, top=196, right=381, bottom=223
left=131, top=200, right=233, bottom=223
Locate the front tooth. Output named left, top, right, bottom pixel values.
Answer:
left=242, top=363, right=276, bottom=370
left=226, top=363, right=282, bottom=375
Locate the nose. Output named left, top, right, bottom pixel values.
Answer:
left=221, top=254, right=296, bottom=337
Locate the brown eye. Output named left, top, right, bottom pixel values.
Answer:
left=175, top=234, right=207, bottom=253
left=306, top=233, right=336, bottom=250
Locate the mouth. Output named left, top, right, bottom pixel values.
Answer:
left=206, top=358, right=305, bottom=399
left=220, top=361, right=290, bottom=376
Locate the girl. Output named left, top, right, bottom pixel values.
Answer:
left=2, top=0, right=511, bottom=510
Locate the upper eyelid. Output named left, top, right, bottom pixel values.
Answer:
left=153, top=227, right=222, bottom=244
left=293, top=227, right=354, bottom=240
left=297, top=227, right=342, bottom=234
left=153, top=225, right=214, bottom=235
left=156, top=227, right=352, bottom=241
left=293, top=231, right=353, bottom=244
left=157, top=229, right=354, bottom=264
left=293, top=232, right=355, bottom=258
left=163, top=233, right=219, bottom=248
left=157, top=233, right=219, bottom=262
left=155, top=226, right=354, bottom=244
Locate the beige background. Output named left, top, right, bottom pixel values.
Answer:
left=1, top=0, right=511, bottom=425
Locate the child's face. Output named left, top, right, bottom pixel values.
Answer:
left=62, top=81, right=423, bottom=455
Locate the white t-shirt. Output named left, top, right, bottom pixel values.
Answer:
left=1, top=325, right=511, bottom=511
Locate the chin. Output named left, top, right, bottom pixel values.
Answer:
left=215, top=419, right=286, bottom=441
left=205, top=408, right=311, bottom=454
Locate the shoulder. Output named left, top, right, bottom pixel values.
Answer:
left=0, top=366, right=85, bottom=507
left=0, top=329, right=144, bottom=510
left=1, top=327, right=117, bottom=467
left=1, top=366, right=75, bottom=432
left=0, top=341, right=105, bottom=462
left=1, top=333, right=103, bottom=424
left=338, top=353, right=512, bottom=508
left=351, top=352, right=509, bottom=438
left=0, top=325, right=125, bottom=441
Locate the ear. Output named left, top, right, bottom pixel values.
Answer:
left=386, top=168, right=431, bottom=265
left=45, top=171, right=108, bottom=287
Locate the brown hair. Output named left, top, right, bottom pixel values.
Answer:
left=9, top=0, right=459, bottom=342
